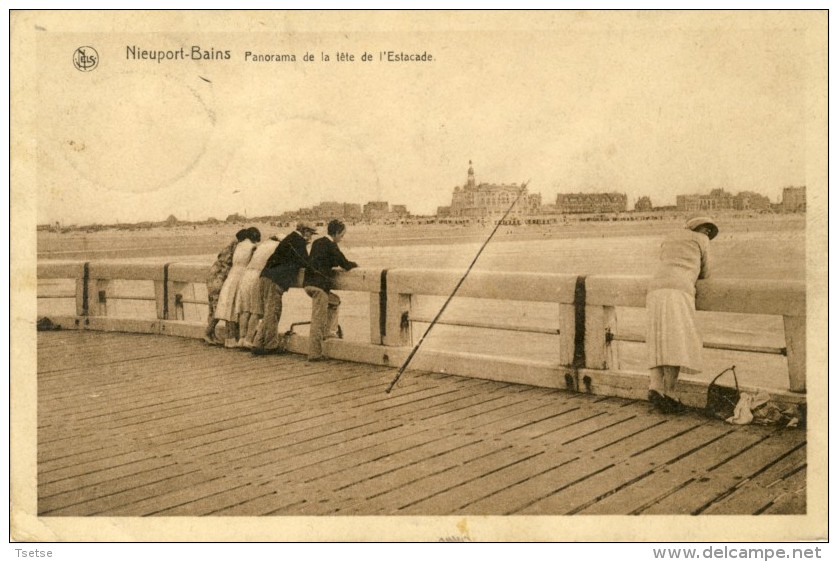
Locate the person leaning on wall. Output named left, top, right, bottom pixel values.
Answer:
left=204, top=228, right=249, bottom=345
left=234, top=231, right=282, bottom=349
left=251, top=221, right=318, bottom=355
left=214, top=226, right=260, bottom=348
left=303, top=219, right=358, bottom=362
left=645, top=215, right=718, bottom=414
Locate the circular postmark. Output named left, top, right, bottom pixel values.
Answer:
left=73, top=46, right=99, bottom=72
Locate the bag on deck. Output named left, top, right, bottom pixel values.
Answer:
left=705, top=365, right=740, bottom=420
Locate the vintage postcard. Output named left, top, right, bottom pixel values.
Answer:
left=10, top=10, right=828, bottom=542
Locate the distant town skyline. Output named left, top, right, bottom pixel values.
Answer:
left=34, top=13, right=814, bottom=225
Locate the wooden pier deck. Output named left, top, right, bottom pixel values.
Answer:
left=37, top=331, right=806, bottom=516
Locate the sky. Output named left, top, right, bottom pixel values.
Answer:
left=30, top=12, right=818, bottom=225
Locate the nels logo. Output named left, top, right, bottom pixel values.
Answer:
left=73, top=46, right=99, bottom=72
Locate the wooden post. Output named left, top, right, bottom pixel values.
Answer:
left=383, top=292, right=412, bottom=347
left=166, top=281, right=188, bottom=321
left=584, top=305, right=618, bottom=370
left=783, top=315, right=806, bottom=392
left=154, top=281, right=166, bottom=320
left=92, top=279, right=109, bottom=316
left=369, top=293, right=382, bottom=344
left=558, top=304, right=576, bottom=366
left=75, top=263, right=88, bottom=317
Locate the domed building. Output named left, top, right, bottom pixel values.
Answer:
left=447, top=161, right=541, bottom=224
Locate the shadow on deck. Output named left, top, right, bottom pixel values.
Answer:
left=37, top=331, right=806, bottom=516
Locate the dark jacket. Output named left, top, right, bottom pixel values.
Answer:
left=303, top=236, right=358, bottom=292
left=260, top=230, right=310, bottom=290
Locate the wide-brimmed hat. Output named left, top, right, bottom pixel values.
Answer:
left=296, top=221, right=318, bottom=234
left=686, top=216, right=719, bottom=240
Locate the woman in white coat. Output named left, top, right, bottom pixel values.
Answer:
left=646, top=216, right=718, bottom=414
left=214, top=227, right=260, bottom=347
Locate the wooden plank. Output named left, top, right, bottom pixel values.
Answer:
left=784, top=315, right=806, bottom=392
left=699, top=441, right=807, bottom=515
left=386, top=269, right=578, bottom=303
left=534, top=410, right=642, bottom=446
left=394, top=449, right=548, bottom=515
left=464, top=392, right=591, bottom=435
left=320, top=376, right=460, bottom=414
left=445, top=392, right=565, bottom=433
left=37, top=260, right=87, bottom=280
left=39, top=385, right=348, bottom=469
left=38, top=450, right=153, bottom=485
left=146, top=393, right=375, bottom=452
left=759, top=468, right=806, bottom=514
left=515, top=421, right=726, bottom=514
left=186, top=427, right=461, bottom=515
left=167, top=263, right=207, bottom=283
left=386, top=383, right=514, bottom=421
left=577, top=427, right=766, bottom=515
left=695, top=278, right=805, bottom=317
left=297, top=430, right=456, bottom=487
left=346, top=446, right=540, bottom=515
left=87, top=261, right=165, bottom=281
left=141, top=370, right=375, bottom=446
left=415, top=416, right=658, bottom=514
left=40, top=465, right=207, bottom=516
left=208, top=490, right=307, bottom=516
left=154, top=481, right=289, bottom=516
left=461, top=416, right=704, bottom=514
left=193, top=413, right=405, bottom=473
left=164, top=409, right=364, bottom=467
left=453, top=417, right=665, bottom=515
left=501, top=398, right=635, bottom=441
left=329, top=439, right=488, bottom=500
left=38, top=367, right=290, bottom=456
left=39, top=456, right=174, bottom=499
left=102, top=474, right=249, bottom=516
left=40, top=350, right=368, bottom=438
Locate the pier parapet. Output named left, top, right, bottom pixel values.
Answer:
left=37, top=260, right=806, bottom=408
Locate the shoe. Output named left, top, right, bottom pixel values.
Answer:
left=648, top=390, right=686, bottom=415
left=663, top=394, right=687, bottom=414
left=203, top=335, right=222, bottom=346
left=253, top=347, right=287, bottom=356
left=648, top=390, right=673, bottom=414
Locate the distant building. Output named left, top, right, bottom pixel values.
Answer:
left=733, top=191, right=771, bottom=211
left=278, top=201, right=364, bottom=222
left=436, top=206, right=452, bottom=217
left=634, top=196, right=653, bottom=212
left=676, top=188, right=734, bottom=212
left=313, top=201, right=344, bottom=217
left=555, top=192, right=627, bottom=214
left=391, top=204, right=409, bottom=217
left=447, top=161, right=541, bottom=221
left=343, top=203, right=363, bottom=219
left=363, top=201, right=390, bottom=219
left=782, top=186, right=806, bottom=213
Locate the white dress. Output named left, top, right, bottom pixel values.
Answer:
left=234, top=239, right=280, bottom=315
left=214, top=239, right=255, bottom=321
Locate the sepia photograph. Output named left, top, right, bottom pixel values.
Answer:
left=10, top=9, right=828, bottom=542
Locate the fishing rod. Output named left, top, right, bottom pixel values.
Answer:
left=385, top=179, right=530, bottom=394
